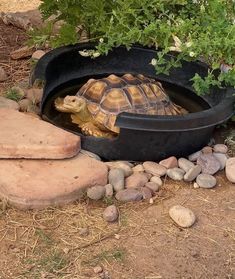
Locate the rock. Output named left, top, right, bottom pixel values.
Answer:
left=0, top=96, right=19, bottom=110
left=143, top=161, right=167, bottom=176
left=213, top=144, right=228, bottom=154
left=0, top=109, right=81, bottom=159
left=159, top=156, right=178, bottom=169
left=193, top=182, right=200, bottom=189
left=108, top=168, right=125, bottom=192
left=143, top=172, right=152, bottom=180
left=32, top=50, right=46, bottom=60
left=18, top=99, right=33, bottom=112
left=125, top=172, right=148, bottom=189
left=132, top=164, right=145, bottom=172
left=167, top=168, right=185, bottom=181
left=0, top=153, right=108, bottom=209
left=201, top=146, right=213, bottom=154
left=188, top=151, right=202, bottom=162
left=80, top=149, right=101, bottom=161
left=213, top=152, right=228, bottom=170
left=87, top=185, right=105, bottom=200
left=184, top=165, right=202, bottom=182
left=10, top=46, right=34, bottom=60
left=140, top=187, right=152, bottom=199
left=0, top=66, right=8, bottom=82
left=115, top=189, right=143, bottom=202
left=178, top=158, right=195, bottom=172
left=103, top=205, right=119, bottom=222
left=104, top=184, right=113, bottom=198
left=196, top=174, right=217, bottom=188
left=26, top=88, right=43, bottom=104
left=150, top=176, right=163, bottom=186
left=169, top=205, right=196, bottom=228
left=145, top=182, right=160, bottom=193
left=105, top=161, right=133, bottom=177
left=93, top=265, right=103, bottom=274
left=225, top=157, right=235, bottom=183
left=197, top=154, right=221, bottom=175
left=0, top=12, right=32, bottom=30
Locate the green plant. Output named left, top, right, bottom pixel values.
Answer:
left=5, top=87, right=24, bottom=102
left=39, top=0, right=235, bottom=94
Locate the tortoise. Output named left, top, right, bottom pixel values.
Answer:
left=54, top=73, right=187, bottom=138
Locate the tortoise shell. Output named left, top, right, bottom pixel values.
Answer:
left=77, top=74, right=184, bottom=133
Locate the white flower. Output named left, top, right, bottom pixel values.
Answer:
left=172, top=35, right=182, bottom=48
left=189, top=51, right=196, bottom=57
left=99, top=38, right=104, bottom=43
left=169, top=46, right=182, bottom=52
left=151, top=58, right=157, bottom=66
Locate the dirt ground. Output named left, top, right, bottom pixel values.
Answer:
left=0, top=0, right=41, bottom=13
left=0, top=5, right=235, bottom=279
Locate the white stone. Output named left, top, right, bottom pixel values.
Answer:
left=108, top=168, right=125, bottom=192
left=184, top=165, right=201, bottom=182
left=150, top=176, right=163, bottom=186
left=178, top=158, right=195, bottom=172
left=213, top=144, right=228, bottom=154
left=169, top=205, right=196, bottom=228
left=188, top=151, right=202, bottom=162
left=196, top=174, right=217, bottom=188
left=167, top=168, right=185, bottom=181
left=225, top=157, right=235, bottom=183
left=213, top=152, right=228, bottom=170
left=87, top=185, right=105, bottom=200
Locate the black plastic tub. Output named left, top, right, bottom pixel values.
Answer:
left=34, top=43, right=235, bottom=161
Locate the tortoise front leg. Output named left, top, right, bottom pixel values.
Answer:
left=80, top=122, right=115, bottom=138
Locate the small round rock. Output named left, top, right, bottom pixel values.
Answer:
left=143, top=161, right=167, bottom=176
left=188, top=151, right=202, bottom=162
left=167, top=168, right=185, bottom=181
left=201, top=146, right=213, bottom=154
left=159, top=156, right=178, bottom=169
left=196, top=174, right=217, bottom=188
left=213, top=144, right=228, bottom=154
left=140, top=187, right=153, bottom=199
left=225, top=157, right=235, bottom=183
left=108, top=168, right=125, bottom=192
left=103, top=205, right=119, bottom=222
left=87, top=185, right=105, bottom=200
left=178, top=158, right=195, bottom=172
left=94, top=265, right=103, bottom=274
left=104, top=184, right=114, bottom=197
left=145, top=182, right=160, bottom=193
left=132, top=164, right=145, bottom=172
left=115, top=189, right=143, bottom=202
left=125, top=172, right=148, bottom=189
left=169, top=205, right=196, bottom=228
left=31, top=50, right=46, bottom=60
left=150, top=176, right=163, bottom=186
left=213, top=152, right=228, bottom=170
left=197, top=154, right=220, bottom=175
left=184, top=165, right=201, bottom=182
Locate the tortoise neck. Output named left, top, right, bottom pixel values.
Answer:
left=79, top=104, right=92, bottom=122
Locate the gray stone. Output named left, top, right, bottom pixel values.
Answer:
left=108, top=168, right=125, bottom=192
left=197, top=154, right=221, bottom=175
left=115, top=189, right=143, bottom=202
left=18, top=98, right=33, bottom=112
left=184, top=165, right=202, bottom=182
left=167, top=168, right=185, bottom=181
left=188, top=151, right=202, bottom=162
left=196, top=174, right=217, bottom=188
left=213, top=144, right=228, bottom=154
left=145, top=182, right=160, bottom=193
left=140, top=187, right=152, bottom=199
left=87, top=185, right=105, bottom=200
left=143, top=161, right=167, bottom=176
left=104, top=184, right=113, bottom=197
left=103, top=205, right=119, bottom=222
left=106, top=161, right=133, bottom=177
left=169, top=205, right=196, bottom=228
left=26, top=88, right=43, bottom=104
left=150, top=176, right=163, bottom=186
left=225, top=157, right=235, bottom=183
left=0, top=96, right=19, bottom=110
left=178, top=158, right=195, bottom=172
left=0, top=66, right=8, bottom=81
left=213, top=152, right=228, bottom=170
left=125, top=172, right=148, bottom=189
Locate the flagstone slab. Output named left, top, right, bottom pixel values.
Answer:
left=0, top=109, right=80, bottom=159
left=0, top=154, right=108, bottom=209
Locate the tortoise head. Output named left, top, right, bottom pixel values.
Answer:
left=55, top=96, right=86, bottom=113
